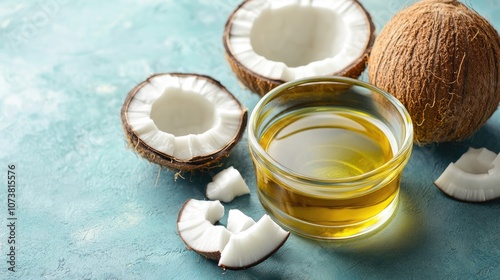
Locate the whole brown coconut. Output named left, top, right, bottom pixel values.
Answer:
left=368, top=0, right=500, bottom=144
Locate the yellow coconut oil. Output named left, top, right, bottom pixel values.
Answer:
left=254, top=107, right=401, bottom=239
left=248, top=76, right=413, bottom=240
left=261, top=108, right=394, bottom=179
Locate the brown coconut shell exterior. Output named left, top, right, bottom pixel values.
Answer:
left=223, top=0, right=376, bottom=96
left=120, top=73, right=248, bottom=172
left=368, top=0, right=500, bottom=144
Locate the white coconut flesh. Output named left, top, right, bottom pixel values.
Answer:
left=177, top=199, right=289, bottom=269
left=177, top=198, right=225, bottom=224
left=177, top=199, right=231, bottom=257
left=228, top=0, right=372, bottom=81
left=206, top=166, right=251, bottom=202
left=219, top=214, right=290, bottom=269
left=226, top=209, right=256, bottom=234
left=434, top=148, right=500, bottom=202
left=125, top=74, right=244, bottom=160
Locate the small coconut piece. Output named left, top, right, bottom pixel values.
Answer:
left=206, top=166, right=250, bottom=202
left=121, top=73, right=248, bottom=171
left=177, top=199, right=289, bottom=269
left=177, top=199, right=232, bottom=260
left=368, top=0, right=500, bottom=144
left=226, top=209, right=256, bottom=234
left=219, top=214, right=290, bottom=270
left=223, top=0, right=375, bottom=96
left=434, top=148, right=500, bottom=202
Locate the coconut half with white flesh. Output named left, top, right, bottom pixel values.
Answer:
left=177, top=199, right=289, bottom=270
left=121, top=73, right=248, bottom=171
left=434, top=148, right=500, bottom=202
left=223, top=0, right=375, bottom=96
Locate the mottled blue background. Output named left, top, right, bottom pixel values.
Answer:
left=1, top=0, right=500, bottom=279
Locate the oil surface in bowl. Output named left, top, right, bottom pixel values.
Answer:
left=263, top=108, right=393, bottom=178
left=256, top=107, right=400, bottom=239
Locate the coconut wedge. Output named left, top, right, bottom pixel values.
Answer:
left=206, top=166, right=250, bottom=202
left=121, top=73, right=247, bottom=171
left=434, top=148, right=500, bottom=202
left=223, top=0, right=375, bottom=96
left=219, top=214, right=290, bottom=270
left=177, top=199, right=289, bottom=270
left=226, top=209, right=256, bottom=234
left=177, top=199, right=231, bottom=260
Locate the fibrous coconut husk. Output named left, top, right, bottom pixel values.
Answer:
left=368, top=0, right=500, bottom=144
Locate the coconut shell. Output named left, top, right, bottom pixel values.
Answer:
left=223, top=0, right=375, bottom=96
left=120, top=73, right=248, bottom=172
left=368, top=0, right=500, bottom=144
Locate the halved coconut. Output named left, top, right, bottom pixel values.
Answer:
left=434, top=148, right=500, bottom=202
left=223, top=0, right=375, bottom=95
left=177, top=199, right=289, bottom=270
left=121, top=73, right=248, bottom=171
left=219, top=214, right=290, bottom=270
left=206, top=166, right=250, bottom=202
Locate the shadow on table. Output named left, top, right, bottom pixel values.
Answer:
left=294, top=122, right=500, bottom=277
left=309, top=190, right=427, bottom=254
left=425, top=121, right=500, bottom=163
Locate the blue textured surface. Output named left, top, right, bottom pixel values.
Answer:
left=1, top=0, right=500, bottom=279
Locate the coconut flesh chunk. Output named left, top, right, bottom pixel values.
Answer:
left=224, top=0, right=374, bottom=95
left=177, top=199, right=289, bottom=269
left=121, top=73, right=247, bottom=171
left=219, top=214, right=290, bottom=270
left=434, top=148, right=500, bottom=202
left=177, top=199, right=231, bottom=260
left=206, top=166, right=251, bottom=202
left=226, top=209, right=256, bottom=234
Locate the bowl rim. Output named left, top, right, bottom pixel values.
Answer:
left=247, top=75, right=414, bottom=186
